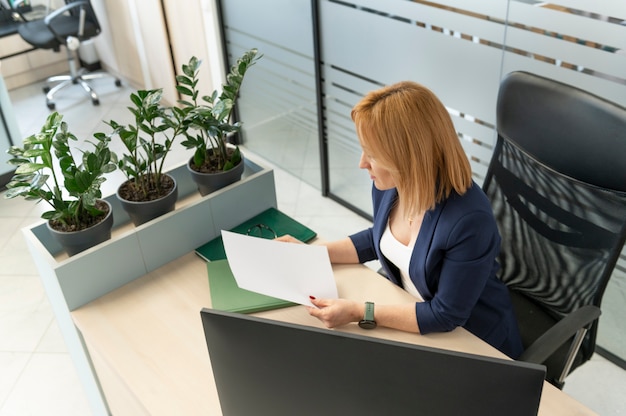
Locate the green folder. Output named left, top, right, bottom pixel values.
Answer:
left=195, top=207, right=317, bottom=262
left=207, top=259, right=296, bottom=313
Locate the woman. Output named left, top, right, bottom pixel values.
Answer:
left=279, top=81, right=523, bottom=358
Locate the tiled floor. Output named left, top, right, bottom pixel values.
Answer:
left=1, top=79, right=625, bottom=415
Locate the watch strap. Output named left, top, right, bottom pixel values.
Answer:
left=364, top=301, right=375, bottom=321
left=358, top=301, right=376, bottom=329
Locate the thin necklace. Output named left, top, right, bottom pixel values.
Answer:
left=393, top=200, right=416, bottom=226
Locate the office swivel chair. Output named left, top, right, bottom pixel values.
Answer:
left=16, top=0, right=120, bottom=109
left=483, top=71, right=626, bottom=389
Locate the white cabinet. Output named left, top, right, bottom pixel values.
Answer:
left=92, top=0, right=219, bottom=106
left=0, top=33, right=67, bottom=90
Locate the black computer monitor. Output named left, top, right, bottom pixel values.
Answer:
left=200, top=308, right=545, bottom=416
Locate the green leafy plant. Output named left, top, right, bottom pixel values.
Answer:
left=99, top=88, right=185, bottom=201
left=4, top=112, right=117, bottom=231
left=176, top=48, right=262, bottom=173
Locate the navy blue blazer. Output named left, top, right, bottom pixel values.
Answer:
left=350, top=182, right=523, bottom=358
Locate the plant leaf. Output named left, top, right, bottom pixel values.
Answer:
left=15, top=163, right=45, bottom=174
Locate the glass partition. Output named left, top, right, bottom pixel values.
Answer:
left=319, top=0, right=509, bottom=214
left=217, top=0, right=322, bottom=190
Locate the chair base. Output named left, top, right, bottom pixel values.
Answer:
left=43, top=67, right=122, bottom=110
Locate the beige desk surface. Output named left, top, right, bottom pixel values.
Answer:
left=72, top=252, right=597, bottom=416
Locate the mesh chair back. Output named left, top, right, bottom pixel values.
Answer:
left=483, top=71, right=626, bottom=363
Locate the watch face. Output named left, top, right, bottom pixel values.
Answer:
left=358, top=320, right=377, bottom=330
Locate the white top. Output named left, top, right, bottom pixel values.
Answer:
left=379, top=221, right=424, bottom=301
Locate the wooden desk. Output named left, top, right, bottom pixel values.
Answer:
left=72, top=252, right=597, bottom=416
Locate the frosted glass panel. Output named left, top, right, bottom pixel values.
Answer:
left=321, top=0, right=510, bottom=212
left=503, top=1, right=626, bottom=106
left=219, top=0, right=321, bottom=188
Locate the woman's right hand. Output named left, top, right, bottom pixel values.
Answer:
left=307, top=297, right=362, bottom=328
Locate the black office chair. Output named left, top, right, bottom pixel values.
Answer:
left=482, top=71, right=626, bottom=389
left=16, top=0, right=120, bottom=110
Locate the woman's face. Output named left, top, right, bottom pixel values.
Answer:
left=358, top=145, right=396, bottom=190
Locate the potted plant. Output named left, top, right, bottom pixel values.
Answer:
left=176, top=48, right=262, bottom=195
left=99, top=89, right=185, bottom=226
left=4, top=112, right=117, bottom=256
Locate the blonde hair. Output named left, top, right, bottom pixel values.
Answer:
left=351, top=81, right=472, bottom=217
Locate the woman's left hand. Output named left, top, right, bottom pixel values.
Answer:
left=274, top=234, right=303, bottom=244
left=307, top=297, right=361, bottom=328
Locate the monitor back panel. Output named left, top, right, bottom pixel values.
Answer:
left=200, top=309, right=545, bottom=416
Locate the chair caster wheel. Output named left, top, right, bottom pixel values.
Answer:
left=115, top=79, right=122, bottom=87
left=92, top=99, right=100, bottom=106
left=47, top=102, right=55, bottom=110
left=43, top=86, right=50, bottom=93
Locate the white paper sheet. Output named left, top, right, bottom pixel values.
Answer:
left=221, top=230, right=338, bottom=307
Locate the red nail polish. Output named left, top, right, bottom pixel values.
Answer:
left=309, top=295, right=316, bottom=300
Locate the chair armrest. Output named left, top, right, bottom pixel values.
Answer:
left=43, top=0, right=88, bottom=40
left=43, top=0, right=87, bottom=25
left=519, top=305, right=601, bottom=364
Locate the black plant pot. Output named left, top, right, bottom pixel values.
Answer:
left=117, top=175, right=178, bottom=226
left=47, top=199, right=114, bottom=257
left=187, top=155, right=245, bottom=196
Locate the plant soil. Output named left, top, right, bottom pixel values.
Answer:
left=49, top=200, right=110, bottom=233
left=190, top=148, right=241, bottom=174
left=118, top=174, right=175, bottom=202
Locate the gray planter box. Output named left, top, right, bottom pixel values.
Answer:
left=22, top=157, right=276, bottom=415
